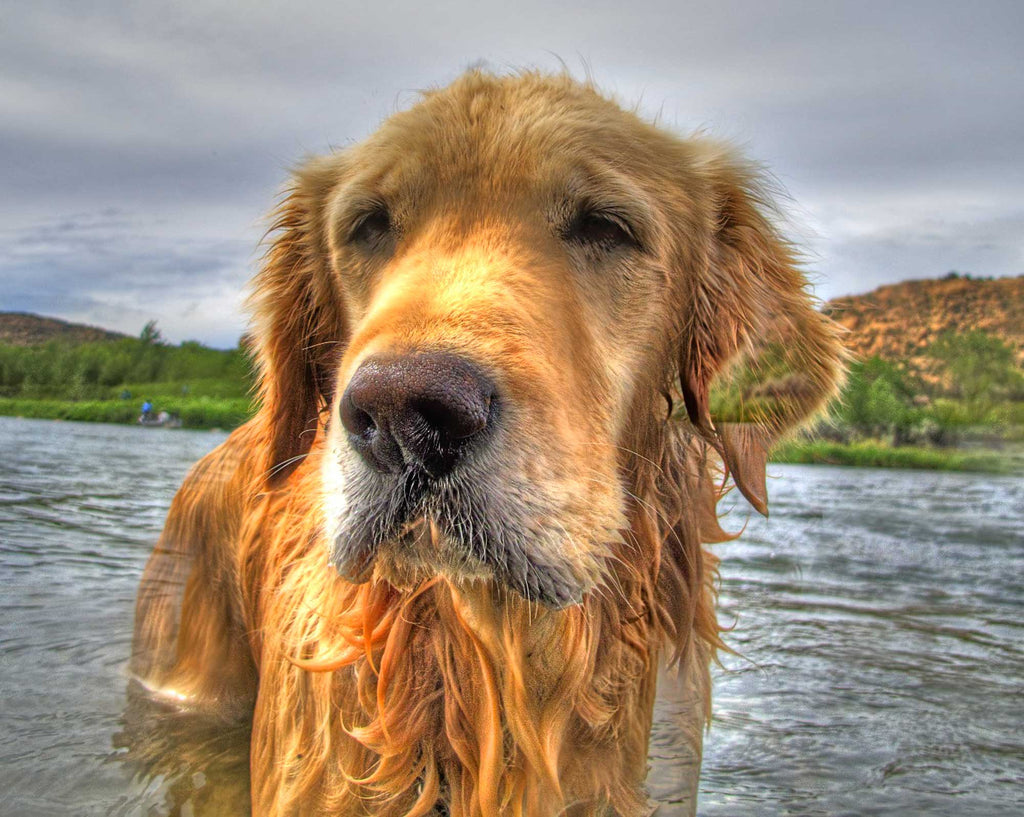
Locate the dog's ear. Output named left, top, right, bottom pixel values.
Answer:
left=249, top=161, right=348, bottom=486
left=677, top=149, right=846, bottom=515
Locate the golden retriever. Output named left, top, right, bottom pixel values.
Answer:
left=130, top=70, right=845, bottom=816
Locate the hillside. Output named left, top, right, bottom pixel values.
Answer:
left=824, top=274, right=1024, bottom=382
left=0, top=312, right=129, bottom=346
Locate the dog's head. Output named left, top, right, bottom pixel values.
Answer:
left=249, top=71, right=844, bottom=608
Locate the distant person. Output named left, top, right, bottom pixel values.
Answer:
left=120, top=389, right=132, bottom=401
left=140, top=400, right=153, bottom=422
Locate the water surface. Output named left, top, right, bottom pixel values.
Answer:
left=0, top=417, right=1020, bottom=815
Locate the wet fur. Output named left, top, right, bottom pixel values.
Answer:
left=131, top=70, right=845, bottom=816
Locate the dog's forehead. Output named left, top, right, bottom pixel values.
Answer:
left=351, top=73, right=671, bottom=195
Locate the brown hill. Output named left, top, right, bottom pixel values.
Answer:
left=0, top=312, right=129, bottom=346
left=824, top=275, right=1024, bottom=381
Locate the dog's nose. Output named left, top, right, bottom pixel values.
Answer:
left=339, top=352, right=496, bottom=477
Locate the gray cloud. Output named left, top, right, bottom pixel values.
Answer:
left=0, top=210, right=251, bottom=347
left=810, top=207, right=1024, bottom=300
left=1, top=0, right=1021, bottom=345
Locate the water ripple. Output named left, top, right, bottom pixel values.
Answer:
left=1, top=419, right=1021, bottom=816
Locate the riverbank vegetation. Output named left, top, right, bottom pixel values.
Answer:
left=0, top=319, right=1020, bottom=471
left=769, top=439, right=1015, bottom=473
left=768, top=330, right=1023, bottom=472
left=0, top=322, right=255, bottom=429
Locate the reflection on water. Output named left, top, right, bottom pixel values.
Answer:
left=116, top=679, right=251, bottom=815
left=0, top=417, right=1021, bottom=816
left=0, top=418, right=237, bottom=816
left=651, top=466, right=1024, bottom=816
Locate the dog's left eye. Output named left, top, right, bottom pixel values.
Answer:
left=349, top=206, right=393, bottom=248
left=565, top=210, right=639, bottom=252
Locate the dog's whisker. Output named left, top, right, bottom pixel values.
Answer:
left=263, top=451, right=311, bottom=481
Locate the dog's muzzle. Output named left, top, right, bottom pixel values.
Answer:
left=328, top=350, right=587, bottom=608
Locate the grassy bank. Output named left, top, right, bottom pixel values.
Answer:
left=771, top=439, right=1015, bottom=473
left=0, top=397, right=253, bottom=430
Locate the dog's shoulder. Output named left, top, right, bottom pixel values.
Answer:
left=130, top=420, right=265, bottom=707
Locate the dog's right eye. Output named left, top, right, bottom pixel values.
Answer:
left=349, top=207, right=393, bottom=248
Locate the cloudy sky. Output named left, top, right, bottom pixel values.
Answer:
left=2, top=1, right=1021, bottom=347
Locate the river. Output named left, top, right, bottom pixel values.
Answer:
left=0, top=417, right=1020, bottom=815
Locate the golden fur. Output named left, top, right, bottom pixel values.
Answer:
left=131, top=70, right=845, bottom=816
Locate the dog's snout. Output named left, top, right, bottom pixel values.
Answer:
left=340, top=352, right=496, bottom=477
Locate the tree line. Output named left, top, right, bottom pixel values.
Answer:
left=0, top=321, right=254, bottom=401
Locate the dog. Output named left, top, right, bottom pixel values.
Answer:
left=130, top=70, right=845, bottom=816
